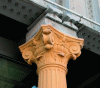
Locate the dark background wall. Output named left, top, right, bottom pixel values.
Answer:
left=0, top=14, right=38, bottom=88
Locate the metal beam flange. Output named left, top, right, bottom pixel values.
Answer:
left=0, top=0, right=46, bottom=25
left=77, top=25, right=100, bottom=55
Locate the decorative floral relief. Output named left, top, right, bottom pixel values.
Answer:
left=19, top=25, right=84, bottom=88
left=42, top=28, right=54, bottom=49
left=19, top=24, right=84, bottom=67
left=22, top=47, right=36, bottom=65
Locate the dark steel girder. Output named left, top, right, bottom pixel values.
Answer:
left=0, top=0, right=46, bottom=25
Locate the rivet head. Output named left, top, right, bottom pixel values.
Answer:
left=93, top=38, right=96, bottom=40
left=8, top=0, right=12, bottom=3
left=29, top=9, right=32, bottom=12
left=82, top=33, right=86, bottom=36
left=35, top=12, right=39, bottom=17
left=3, top=5, right=7, bottom=9
left=93, top=45, right=95, bottom=47
left=23, top=15, right=27, bottom=18
left=88, top=35, right=91, bottom=38
left=97, top=47, right=100, bottom=49
left=22, top=6, right=26, bottom=9
left=17, top=12, right=20, bottom=15
left=87, top=42, right=90, bottom=45
left=15, top=3, right=19, bottom=6
left=10, top=9, right=14, bottom=12
left=87, top=48, right=90, bottom=50
left=30, top=17, right=34, bottom=21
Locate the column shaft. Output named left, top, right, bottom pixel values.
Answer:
left=37, top=65, right=67, bottom=88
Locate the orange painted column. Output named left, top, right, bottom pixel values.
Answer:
left=37, top=64, right=67, bottom=88
left=19, top=24, right=84, bottom=88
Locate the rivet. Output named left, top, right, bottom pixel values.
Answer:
left=23, top=15, right=27, bottom=18
left=93, top=38, right=96, bottom=40
left=35, top=12, right=39, bottom=16
left=97, top=47, right=100, bottom=49
left=9, top=9, right=14, bottom=12
left=30, top=17, right=34, bottom=21
left=15, top=3, right=19, bottom=6
left=82, top=33, right=86, bottom=36
left=93, top=45, right=95, bottom=47
left=17, top=12, right=20, bottom=15
left=22, top=6, right=26, bottom=9
left=87, top=48, right=90, bottom=50
left=3, top=5, right=7, bottom=9
left=8, top=0, right=12, bottom=3
left=87, top=42, right=90, bottom=45
left=88, top=35, right=91, bottom=38
left=29, top=9, right=32, bottom=12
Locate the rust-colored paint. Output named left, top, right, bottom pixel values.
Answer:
left=19, top=24, right=84, bottom=88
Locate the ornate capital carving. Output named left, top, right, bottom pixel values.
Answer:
left=19, top=24, right=84, bottom=88
left=19, top=24, right=84, bottom=70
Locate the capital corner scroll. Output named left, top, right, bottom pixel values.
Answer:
left=19, top=24, right=84, bottom=69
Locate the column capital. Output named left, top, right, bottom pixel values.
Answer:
left=19, top=24, right=84, bottom=71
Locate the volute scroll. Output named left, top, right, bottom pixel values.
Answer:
left=22, top=47, right=36, bottom=65
left=19, top=24, right=84, bottom=66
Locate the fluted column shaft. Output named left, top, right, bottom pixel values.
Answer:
left=19, top=24, right=84, bottom=88
left=37, top=64, right=67, bottom=88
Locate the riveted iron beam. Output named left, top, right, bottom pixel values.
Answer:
left=0, top=0, right=46, bottom=25
left=44, top=0, right=100, bottom=28
left=77, top=24, right=100, bottom=55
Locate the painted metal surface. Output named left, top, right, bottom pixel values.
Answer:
left=0, top=36, right=20, bottom=60
left=0, top=0, right=100, bottom=30
left=77, top=24, right=100, bottom=55
left=0, top=57, right=33, bottom=88
left=44, top=0, right=100, bottom=29
left=0, top=0, right=100, bottom=57
left=92, top=0, right=100, bottom=31
left=0, top=0, right=46, bottom=25
left=26, top=16, right=77, bottom=42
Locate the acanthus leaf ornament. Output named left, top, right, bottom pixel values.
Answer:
left=19, top=24, right=84, bottom=88
left=19, top=24, right=84, bottom=66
